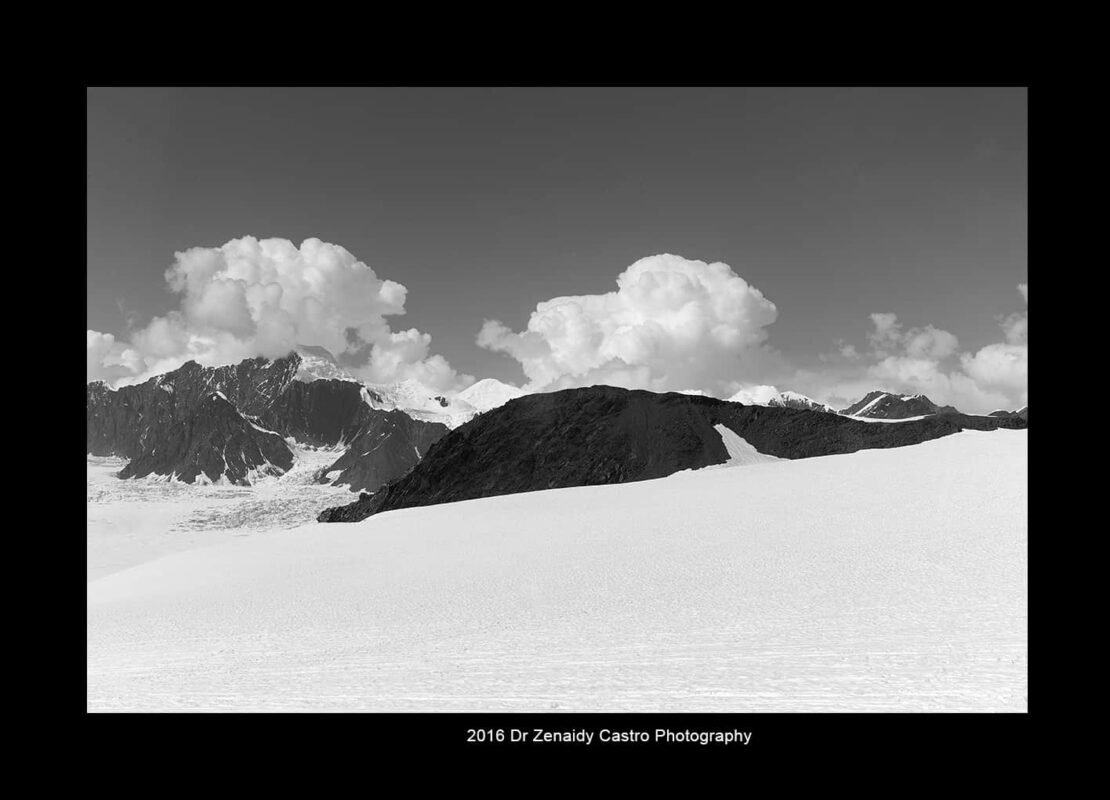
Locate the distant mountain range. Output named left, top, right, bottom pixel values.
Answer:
left=88, top=352, right=447, bottom=491
left=86, top=348, right=530, bottom=491
left=319, top=386, right=1027, bottom=523
left=725, top=387, right=967, bottom=419
left=727, top=387, right=835, bottom=413
left=839, top=391, right=959, bottom=420
left=87, top=351, right=1027, bottom=512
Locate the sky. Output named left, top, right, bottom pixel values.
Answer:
left=87, top=87, right=1027, bottom=412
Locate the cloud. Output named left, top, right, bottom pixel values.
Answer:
left=477, top=254, right=779, bottom=395
left=86, top=331, right=142, bottom=385
left=87, top=237, right=470, bottom=390
left=867, top=313, right=959, bottom=360
left=959, top=282, right=1028, bottom=405
left=838, top=342, right=861, bottom=360
left=474, top=256, right=1026, bottom=414
left=811, top=284, right=1027, bottom=413
left=960, top=343, right=1028, bottom=396
left=998, top=283, right=1028, bottom=346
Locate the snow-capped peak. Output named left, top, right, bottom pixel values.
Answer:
left=852, top=392, right=891, bottom=417
left=456, top=378, right=526, bottom=414
left=726, top=386, right=835, bottom=414
left=727, top=385, right=781, bottom=406
left=361, top=379, right=477, bottom=429
left=293, top=345, right=361, bottom=383
left=768, top=391, right=837, bottom=413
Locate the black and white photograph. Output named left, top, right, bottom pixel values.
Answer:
left=86, top=87, right=1028, bottom=732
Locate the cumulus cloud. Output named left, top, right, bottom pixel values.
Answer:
left=477, top=254, right=779, bottom=395
left=87, top=237, right=470, bottom=390
left=960, top=344, right=1028, bottom=396
left=86, top=331, right=142, bottom=385
left=959, top=282, right=1028, bottom=406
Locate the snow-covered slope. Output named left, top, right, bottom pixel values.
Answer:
left=293, top=344, right=360, bottom=383
left=727, top=385, right=780, bottom=405
left=727, top=387, right=835, bottom=413
left=769, top=390, right=836, bottom=413
left=360, top=380, right=476, bottom=428
left=87, top=447, right=353, bottom=582
left=711, top=424, right=783, bottom=466
left=455, top=378, right=525, bottom=414
left=88, top=429, right=1027, bottom=712
left=291, top=345, right=478, bottom=428
left=841, top=414, right=932, bottom=424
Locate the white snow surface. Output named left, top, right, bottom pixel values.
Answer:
left=711, top=424, right=782, bottom=466
left=727, top=385, right=781, bottom=405
left=771, top=390, right=837, bottom=413
left=726, top=387, right=834, bottom=413
left=291, top=346, right=478, bottom=427
left=293, top=346, right=360, bottom=383
left=361, top=379, right=477, bottom=428
left=88, top=430, right=1026, bottom=712
left=455, top=378, right=526, bottom=414
left=842, top=414, right=932, bottom=424
left=87, top=447, right=355, bottom=583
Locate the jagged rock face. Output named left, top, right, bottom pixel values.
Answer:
left=118, top=393, right=294, bottom=484
left=256, top=379, right=376, bottom=447
left=319, top=385, right=1027, bottom=523
left=320, top=410, right=449, bottom=492
left=86, top=356, right=300, bottom=459
left=87, top=352, right=449, bottom=489
left=840, top=391, right=958, bottom=419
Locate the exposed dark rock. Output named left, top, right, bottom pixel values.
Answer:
left=118, top=392, right=294, bottom=485
left=840, top=390, right=959, bottom=419
left=320, top=410, right=448, bottom=492
left=86, top=356, right=300, bottom=460
left=318, top=385, right=1027, bottom=523
left=256, top=378, right=375, bottom=447
left=989, top=406, right=1029, bottom=422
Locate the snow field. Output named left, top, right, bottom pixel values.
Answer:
left=88, top=430, right=1027, bottom=712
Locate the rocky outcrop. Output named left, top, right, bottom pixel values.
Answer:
left=255, top=378, right=378, bottom=448
left=319, top=385, right=1026, bottom=522
left=118, top=392, right=294, bottom=484
left=86, top=356, right=300, bottom=460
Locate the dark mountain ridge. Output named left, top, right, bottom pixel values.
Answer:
left=87, top=353, right=448, bottom=489
left=840, top=390, right=959, bottom=419
left=319, top=385, right=1026, bottom=523
left=989, top=406, right=1029, bottom=422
